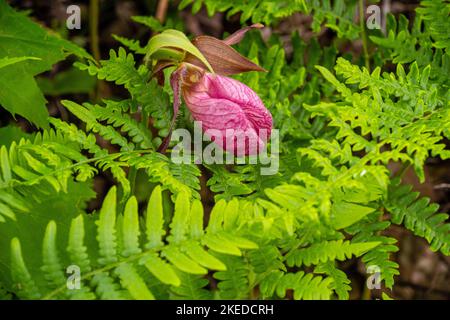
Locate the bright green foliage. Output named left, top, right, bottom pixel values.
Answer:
left=315, top=262, right=351, bottom=300
left=0, top=116, right=200, bottom=220
left=260, top=270, right=334, bottom=300
left=0, top=183, right=390, bottom=300
left=0, top=56, right=40, bottom=69
left=61, top=100, right=154, bottom=151
left=416, top=0, right=450, bottom=50
left=370, top=2, right=450, bottom=91
left=285, top=240, right=380, bottom=267
left=113, top=16, right=184, bottom=54
left=179, top=0, right=308, bottom=24
left=179, top=0, right=361, bottom=39
left=75, top=48, right=173, bottom=141
left=346, top=212, right=400, bottom=289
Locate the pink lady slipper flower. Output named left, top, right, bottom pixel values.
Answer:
left=171, top=63, right=272, bottom=156
left=147, top=24, right=272, bottom=156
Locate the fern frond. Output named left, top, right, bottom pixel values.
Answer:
left=205, top=164, right=254, bottom=201
left=370, top=3, right=450, bottom=88
left=170, top=273, right=213, bottom=300
left=0, top=283, right=12, bottom=300
left=214, top=254, right=249, bottom=299
left=49, top=117, right=199, bottom=198
left=416, top=0, right=450, bottom=50
left=75, top=48, right=172, bottom=139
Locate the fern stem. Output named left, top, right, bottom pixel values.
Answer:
left=359, top=0, right=371, bottom=71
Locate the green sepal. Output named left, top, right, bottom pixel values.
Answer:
left=145, top=29, right=214, bottom=73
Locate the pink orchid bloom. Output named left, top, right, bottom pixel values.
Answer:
left=173, top=64, right=272, bottom=156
